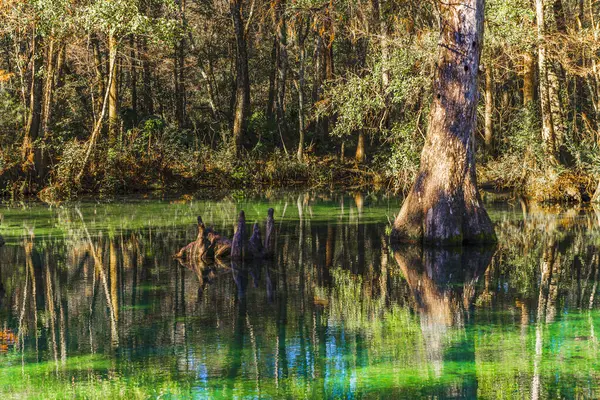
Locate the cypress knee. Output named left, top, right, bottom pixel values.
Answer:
left=231, top=211, right=248, bottom=260
left=249, top=223, right=264, bottom=259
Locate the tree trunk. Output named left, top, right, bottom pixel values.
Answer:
left=593, top=180, right=600, bottom=203
left=274, top=0, right=288, bottom=136
left=41, top=38, right=57, bottom=138
left=355, top=130, right=365, bottom=164
left=108, top=33, right=118, bottom=147
left=535, top=0, right=558, bottom=163
left=484, top=64, right=494, bottom=153
left=140, top=38, right=154, bottom=116
left=296, top=19, right=308, bottom=162
left=230, top=0, right=250, bottom=155
left=130, top=36, right=137, bottom=125
left=23, top=31, right=43, bottom=172
left=391, top=0, right=495, bottom=245
left=267, top=38, right=277, bottom=121
left=523, top=52, right=535, bottom=106
left=175, top=0, right=187, bottom=129
left=91, top=35, right=105, bottom=115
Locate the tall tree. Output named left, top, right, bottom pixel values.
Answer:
left=391, top=0, right=495, bottom=245
left=108, top=32, right=119, bottom=146
left=230, top=0, right=251, bottom=155
left=535, top=0, right=558, bottom=163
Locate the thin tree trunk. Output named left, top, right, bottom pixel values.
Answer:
left=274, top=0, right=288, bottom=136
left=230, top=0, right=251, bottom=155
left=535, top=0, right=558, bottom=163
left=130, top=36, right=137, bottom=125
left=355, top=130, right=365, bottom=164
left=484, top=64, right=494, bottom=153
left=91, top=35, right=105, bottom=115
left=140, top=37, right=154, bottom=115
left=41, top=38, right=57, bottom=137
left=391, top=0, right=495, bottom=245
left=175, top=0, right=186, bottom=128
left=23, top=31, right=43, bottom=165
left=593, top=181, right=600, bottom=203
left=108, top=33, right=118, bottom=146
left=267, top=38, right=277, bottom=121
left=296, top=19, right=308, bottom=162
left=77, top=45, right=117, bottom=182
left=523, top=52, right=536, bottom=106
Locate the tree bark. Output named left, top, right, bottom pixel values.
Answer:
left=130, top=36, right=137, bottom=124
left=391, top=0, right=495, bottom=245
left=535, top=0, right=558, bottom=163
left=41, top=38, right=57, bottom=138
left=274, top=0, right=288, bottom=135
left=140, top=37, right=154, bottom=116
left=355, top=130, right=365, bottom=164
left=108, top=33, right=118, bottom=147
left=593, top=180, right=600, bottom=203
left=523, top=52, right=536, bottom=106
left=296, top=18, right=309, bottom=162
left=23, top=32, right=43, bottom=165
left=484, top=64, right=494, bottom=153
left=230, top=0, right=251, bottom=155
left=174, top=0, right=187, bottom=129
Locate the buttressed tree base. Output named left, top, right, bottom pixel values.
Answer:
left=391, top=0, right=496, bottom=246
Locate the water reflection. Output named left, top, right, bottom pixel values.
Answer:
left=393, top=246, right=493, bottom=387
left=0, top=195, right=600, bottom=398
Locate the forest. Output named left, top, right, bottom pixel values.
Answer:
left=0, top=0, right=599, bottom=202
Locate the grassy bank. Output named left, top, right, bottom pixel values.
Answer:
left=1, top=141, right=597, bottom=204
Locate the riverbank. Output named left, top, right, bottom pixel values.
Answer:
left=1, top=144, right=597, bottom=204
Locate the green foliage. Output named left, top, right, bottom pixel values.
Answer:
left=82, top=0, right=179, bottom=40
left=374, top=121, right=424, bottom=192
left=0, top=89, right=24, bottom=142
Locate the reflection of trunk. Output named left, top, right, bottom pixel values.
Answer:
left=225, top=297, right=246, bottom=389
left=44, top=258, right=59, bottom=369
left=391, top=0, right=495, bottom=245
left=393, top=245, right=491, bottom=390
left=23, top=240, right=39, bottom=354
left=531, top=240, right=553, bottom=400
left=110, top=240, right=119, bottom=322
left=77, top=210, right=119, bottom=347
left=325, top=224, right=335, bottom=268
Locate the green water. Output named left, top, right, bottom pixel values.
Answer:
left=1, top=193, right=600, bottom=399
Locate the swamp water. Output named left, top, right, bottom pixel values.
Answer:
left=1, top=193, right=600, bottom=399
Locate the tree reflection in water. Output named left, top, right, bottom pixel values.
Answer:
left=0, top=195, right=600, bottom=398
